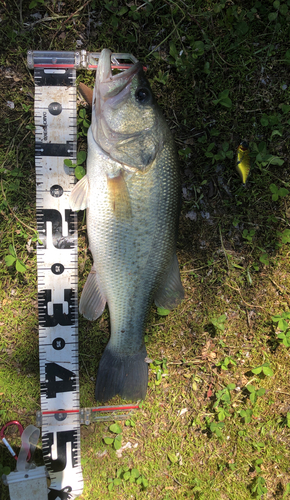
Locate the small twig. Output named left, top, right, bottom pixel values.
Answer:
left=219, top=225, right=229, bottom=270
left=225, top=282, right=265, bottom=309
left=162, top=471, right=182, bottom=487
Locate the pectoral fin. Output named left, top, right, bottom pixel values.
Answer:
left=154, top=254, right=184, bottom=310
left=107, top=171, right=132, bottom=221
left=78, top=82, right=93, bottom=107
left=79, top=265, right=106, bottom=320
left=69, top=174, right=89, bottom=211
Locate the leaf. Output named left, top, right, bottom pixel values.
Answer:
left=8, top=244, right=16, bottom=257
left=75, top=166, right=86, bottom=180
left=270, top=129, right=282, bottom=140
left=168, top=452, right=178, bottom=463
left=114, top=438, right=122, bottom=450
left=108, top=482, right=114, bottom=491
left=104, top=437, right=114, bottom=444
left=227, top=383, right=236, bottom=390
left=247, top=384, right=255, bottom=393
left=157, top=307, right=170, bottom=316
left=252, top=366, right=262, bottom=374
left=5, top=255, right=16, bottom=266
left=142, top=477, right=149, bottom=488
left=123, top=471, right=131, bottom=481
left=113, top=478, right=122, bottom=486
left=131, top=468, right=140, bottom=479
left=117, top=6, right=128, bottom=15
left=64, top=159, right=73, bottom=167
left=220, top=97, right=232, bottom=108
left=260, top=116, right=269, bottom=126
left=268, top=11, right=278, bottom=21
left=273, top=0, right=280, bottom=9
left=280, top=3, right=288, bottom=15
left=250, top=393, right=257, bottom=404
left=110, top=423, right=122, bottom=434
left=169, top=41, right=178, bottom=60
left=16, top=259, right=27, bottom=273
left=256, top=388, right=266, bottom=396
left=77, top=151, right=87, bottom=164
left=263, top=366, right=273, bottom=377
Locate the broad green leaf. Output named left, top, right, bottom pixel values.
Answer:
left=104, top=437, right=114, bottom=444
left=113, top=478, right=122, bottom=486
left=263, top=366, right=273, bottom=376
left=279, top=188, right=289, bottom=197
left=117, top=6, right=128, bottom=15
left=123, top=471, right=131, bottom=481
left=273, top=0, right=280, bottom=8
left=77, top=151, right=87, bottom=164
left=268, top=11, right=278, bottom=20
left=256, top=388, right=266, bottom=396
left=157, top=307, right=170, bottom=316
left=114, top=438, right=122, bottom=450
left=79, top=108, right=86, bottom=118
left=252, top=366, right=262, bottom=374
left=5, top=255, right=16, bottom=266
left=260, top=116, right=269, bottom=126
left=16, top=259, right=26, bottom=273
left=64, top=159, right=73, bottom=167
left=247, top=384, right=255, bottom=393
left=169, top=41, right=178, bottom=60
left=168, top=452, right=178, bottom=463
left=9, top=244, right=16, bottom=257
left=108, top=482, right=114, bottom=491
left=109, top=423, right=122, bottom=434
left=75, top=166, right=86, bottom=180
left=280, top=4, right=288, bottom=14
left=219, top=89, right=229, bottom=99
left=142, top=477, right=149, bottom=488
left=116, top=467, right=123, bottom=478
left=220, top=97, right=232, bottom=108
left=131, top=468, right=140, bottom=479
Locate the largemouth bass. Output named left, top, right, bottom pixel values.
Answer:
left=70, top=49, right=184, bottom=402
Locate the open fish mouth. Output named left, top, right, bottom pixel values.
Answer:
left=96, top=49, right=142, bottom=100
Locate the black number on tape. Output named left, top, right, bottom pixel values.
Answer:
left=48, top=486, right=72, bottom=500
left=43, top=429, right=78, bottom=472
left=44, top=363, right=76, bottom=398
left=38, top=289, right=76, bottom=327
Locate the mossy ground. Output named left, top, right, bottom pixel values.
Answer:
left=1, top=1, right=290, bottom=499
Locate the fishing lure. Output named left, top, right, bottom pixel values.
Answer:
left=236, top=141, right=250, bottom=184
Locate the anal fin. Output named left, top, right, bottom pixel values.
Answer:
left=154, top=253, right=184, bottom=310
left=69, top=174, right=89, bottom=211
left=79, top=265, right=106, bottom=320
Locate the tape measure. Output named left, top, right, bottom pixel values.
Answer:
left=27, top=50, right=139, bottom=500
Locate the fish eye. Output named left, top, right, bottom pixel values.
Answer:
left=135, top=87, right=150, bottom=104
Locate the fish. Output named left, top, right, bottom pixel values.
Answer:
left=236, top=141, right=250, bottom=184
left=70, top=49, right=184, bottom=402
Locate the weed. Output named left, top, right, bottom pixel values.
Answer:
left=4, top=243, right=26, bottom=273
left=216, top=356, right=237, bottom=370
left=269, top=183, right=289, bottom=201
left=272, top=312, right=290, bottom=347
left=77, top=108, right=90, bottom=139
left=210, top=313, right=227, bottom=332
left=250, top=459, right=267, bottom=499
left=103, top=423, right=122, bottom=451
left=212, top=89, right=232, bottom=108
left=149, top=358, right=168, bottom=386
left=64, top=151, right=86, bottom=180
left=108, top=466, right=148, bottom=491
left=246, top=385, right=266, bottom=405
left=239, top=408, right=253, bottom=424
left=213, top=383, right=235, bottom=421
left=251, top=362, right=273, bottom=377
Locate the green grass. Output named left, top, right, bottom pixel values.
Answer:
left=1, top=0, right=290, bottom=498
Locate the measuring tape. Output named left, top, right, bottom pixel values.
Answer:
left=27, top=50, right=139, bottom=500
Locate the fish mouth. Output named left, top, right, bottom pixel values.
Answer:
left=96, top=49, right=142, bottom=100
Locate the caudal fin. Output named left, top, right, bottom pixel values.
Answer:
left=95, top=345, right=148, bottom=402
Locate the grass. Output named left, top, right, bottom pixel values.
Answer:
left=1, top=0, right=290, bottom=498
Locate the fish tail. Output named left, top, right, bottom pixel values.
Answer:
left=95, top=345, right=148, bottom=402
